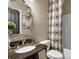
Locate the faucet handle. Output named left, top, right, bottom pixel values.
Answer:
left=22, top=39, right=25, bottom=45
left=16, top=43, right=19, bottom=48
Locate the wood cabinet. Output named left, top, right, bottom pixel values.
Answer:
left=9, top=44, right=47, bottom=59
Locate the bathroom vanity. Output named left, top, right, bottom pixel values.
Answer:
left=8, top=44, right=47, bottom=59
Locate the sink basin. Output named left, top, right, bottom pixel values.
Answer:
left=15, top=46, right=36, bottom=53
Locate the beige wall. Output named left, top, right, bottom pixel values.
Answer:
left=9, top=0, right=71, bottom=44
left=8, top=0, right=28, bottom=15
left=9, top=0, right=49, bottom=42
left=27, top=0, right=49, bottom=42
left=63, top=0, right=71, bottom=15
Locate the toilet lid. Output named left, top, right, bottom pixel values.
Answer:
left=47, top=50, right=63, bottom=58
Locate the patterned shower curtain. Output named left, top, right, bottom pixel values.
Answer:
left=48, top=0, right=63, bottom=52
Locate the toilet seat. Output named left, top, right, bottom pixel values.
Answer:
left=47, top=50, right=63, bottom=59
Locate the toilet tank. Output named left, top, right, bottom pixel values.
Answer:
left=39, top=40, right=50, bottom=52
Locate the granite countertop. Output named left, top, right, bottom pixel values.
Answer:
left=8, top=44, right=47, bottom=59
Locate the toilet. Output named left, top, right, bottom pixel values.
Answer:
left=40, top=40, right=63, bottom=59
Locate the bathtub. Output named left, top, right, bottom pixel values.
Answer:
left=63, top=48, right=71, bottom=59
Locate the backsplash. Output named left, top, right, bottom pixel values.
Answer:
left=8, top=34, right=35, bottom=49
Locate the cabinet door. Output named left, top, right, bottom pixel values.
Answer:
left=8, top=8, right=20, bottom=34
left=25, top=53, right=39, bottom=59
left=38, top=49, right=47, bottom=59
